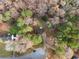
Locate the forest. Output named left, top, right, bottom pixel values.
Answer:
left=0, top=0, right=79, bottom=59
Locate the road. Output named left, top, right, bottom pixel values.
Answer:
left=0, top=48, right=46, bottom=59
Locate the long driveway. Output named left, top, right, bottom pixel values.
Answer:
left=0, top=48, right=46, bottom=59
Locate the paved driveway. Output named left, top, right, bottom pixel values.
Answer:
left=0, top=48, right=46, bottom=59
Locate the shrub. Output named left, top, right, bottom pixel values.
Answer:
left=21, top=9, right=33, bottom=17
left=25, top=34, right=43, bottom=45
